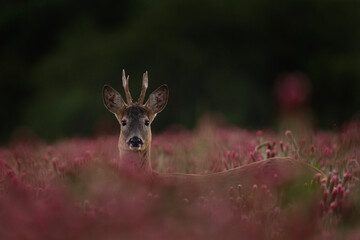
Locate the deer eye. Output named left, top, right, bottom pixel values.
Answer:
left=145, top=120, right=150, bottom=126
left=121, top=120, right=127, bottom=126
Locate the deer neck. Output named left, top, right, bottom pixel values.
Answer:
left=119, top=146, right=152, bottom=173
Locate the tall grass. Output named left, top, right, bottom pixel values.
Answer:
left=0, top=119, right=359, bottom=239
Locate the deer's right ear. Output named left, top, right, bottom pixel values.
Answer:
left=103, top=85, right=125, bottom=114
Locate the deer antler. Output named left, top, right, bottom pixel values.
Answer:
left=138, top=71, right=148, bottom=104
left=122, top=69, right=133, bottom=104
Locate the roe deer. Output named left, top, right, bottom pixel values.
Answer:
left=103, top=70, right=325, bottom=199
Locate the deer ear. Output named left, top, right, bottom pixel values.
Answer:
left=103, top=85, right=125, bottom=114
left=146, top=84, right=169, bottom=114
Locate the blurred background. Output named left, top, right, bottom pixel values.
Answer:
left=1, top=0, right=360, bottom=143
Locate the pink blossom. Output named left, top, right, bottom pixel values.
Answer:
left=0, top=118, right=359, bottom=239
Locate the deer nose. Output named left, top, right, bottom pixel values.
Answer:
left=128, top=136, right=143, bottom=148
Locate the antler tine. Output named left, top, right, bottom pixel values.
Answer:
left=138, top=71, right=148, bottom=104
left=122, top=69, right=133, bottom=104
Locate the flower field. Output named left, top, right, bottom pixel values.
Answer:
left=0, top=119, right=360, bottom=240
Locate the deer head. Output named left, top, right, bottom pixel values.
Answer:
left=102, top=70, right=168, bottom=171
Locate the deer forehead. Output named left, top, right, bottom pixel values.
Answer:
left=121, top=106, right=150, bottom=121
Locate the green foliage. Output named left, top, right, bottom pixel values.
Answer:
left=1, top=0, right=360, bottom=142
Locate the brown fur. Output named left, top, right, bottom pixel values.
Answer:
left=103, top=70, right=325, bottom=199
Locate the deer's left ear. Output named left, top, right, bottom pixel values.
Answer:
left=146, top=84, right=169, bottom=114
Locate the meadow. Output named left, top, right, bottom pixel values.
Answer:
left=0, top=118, right=359, bottom=240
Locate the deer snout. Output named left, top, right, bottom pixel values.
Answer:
left=127, top=136, right=144, bottom=150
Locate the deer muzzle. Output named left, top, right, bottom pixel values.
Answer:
left=127, top=136, right=144, bottom=150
